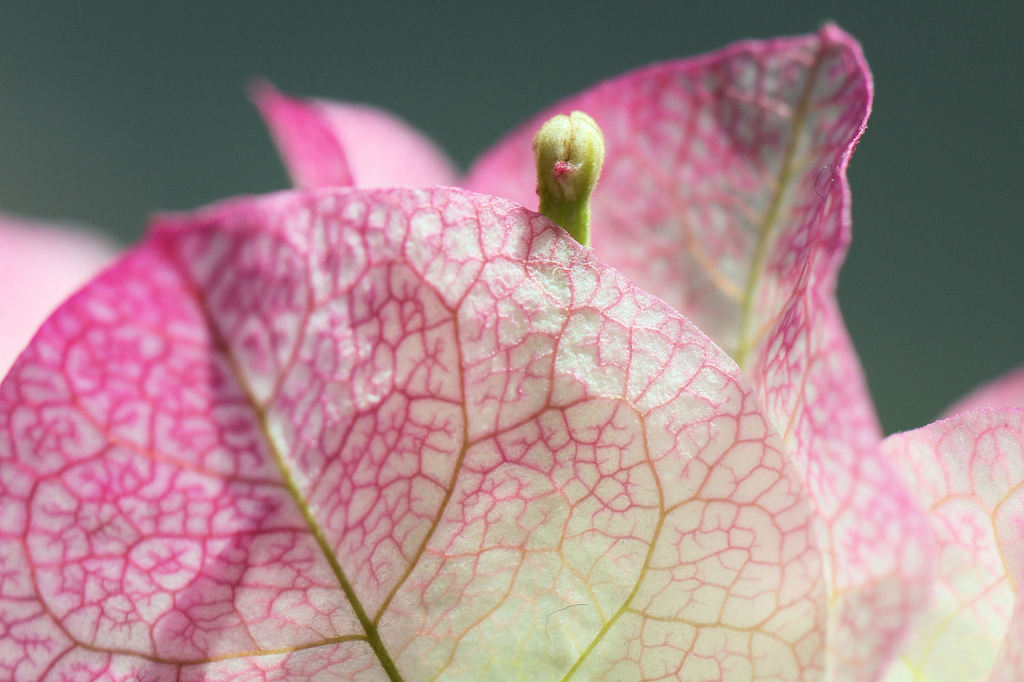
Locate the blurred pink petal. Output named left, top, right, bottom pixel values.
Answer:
left=944, top=365, right=1024, bottom=415
left=252, top=81, right=458, bottom=189
left=0, top=213, right=116, bottom=375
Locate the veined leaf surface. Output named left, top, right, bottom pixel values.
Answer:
left=0, top=188, right=825, bottom=680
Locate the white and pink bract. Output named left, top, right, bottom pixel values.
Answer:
left=1, top=25, right=1020, bottom=681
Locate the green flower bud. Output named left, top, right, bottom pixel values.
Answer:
left=532, top=111, right=605, bottom=245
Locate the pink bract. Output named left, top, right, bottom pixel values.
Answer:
left=258, top=25, right=934, bottom=680
left=251, top=81, right=458, bottom=190
left=1, top=24, right=1019, bottom=682
left=0, top=188, right=825, bottom=679
left=943, top=365, right=1024, bottom=416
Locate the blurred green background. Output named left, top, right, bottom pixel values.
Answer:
left=2, top=2, right=1020, bottom=434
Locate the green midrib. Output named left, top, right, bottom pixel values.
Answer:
left=564, top=42, right=829, bottom=679
left=178, top=259, right=405, bottom=681
left=266, top=424, right=404, bottom=681
left=561, top=411, right=664, bottom=680
left=732, top=45, right=826, bottom=369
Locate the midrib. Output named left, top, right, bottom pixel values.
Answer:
left=732, top=46, right=826, bottom=369
left=173, top=252, right=406, bottom=681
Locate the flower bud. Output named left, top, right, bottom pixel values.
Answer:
left=532, top=111, right=605, bottom=245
